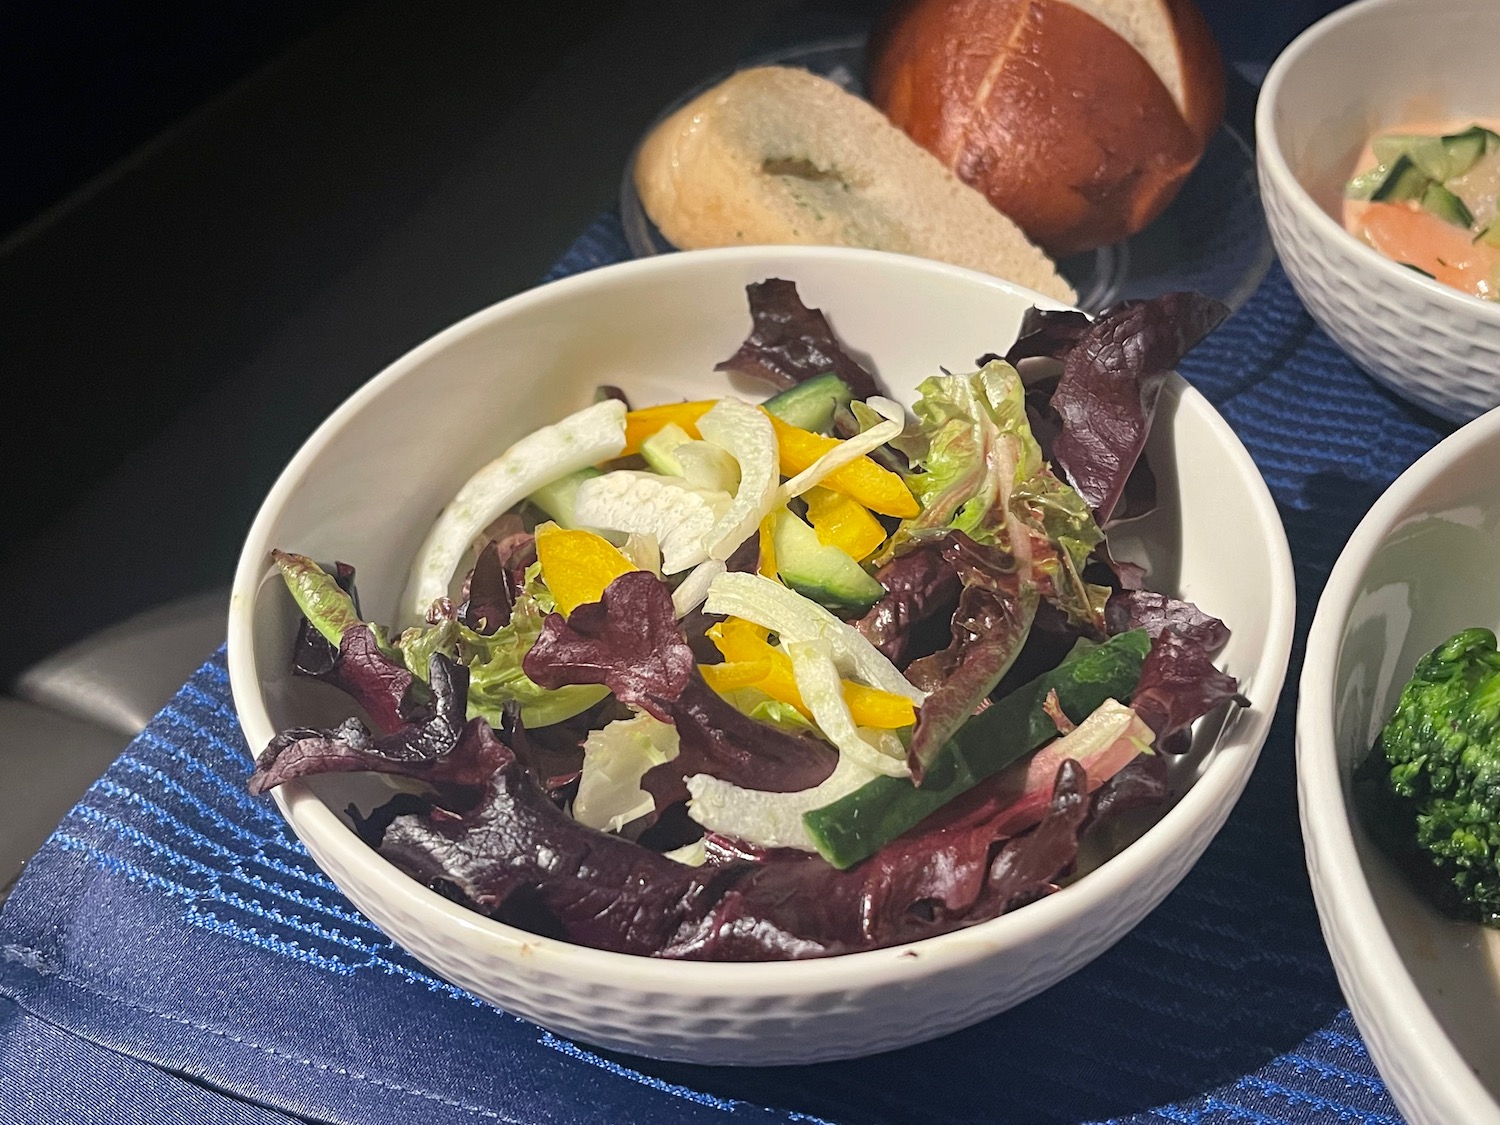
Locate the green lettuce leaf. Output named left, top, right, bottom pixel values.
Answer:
left=888, top=361, right=1108, bottom=630
left=396, top=562, right=608, bottom=729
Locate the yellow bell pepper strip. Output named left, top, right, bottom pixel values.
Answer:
left=803, top=486, right=887, bottom=562
left=706, top=620, right=806, bottom=714
left=534, top=524, right=638, bottom=615
left=757, top=510, right=779, bottom=579
left=761, top=410, right=918, bottom=518
left=705, top=619, right=916, bottom=729
left=840, top=681, right=918, bottom=731
left=698, top=659, right=776, bottom=695
left=708, top=616, right=773, bottom=659
left=622, top=401, right=714, bottom=456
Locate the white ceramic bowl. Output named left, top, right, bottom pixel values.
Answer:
left=228, top=245, right=1294, bottom=1066
left=1298, top=407, right=1500, bottom=1125
left=1256, top=0, right=1500, bottom=424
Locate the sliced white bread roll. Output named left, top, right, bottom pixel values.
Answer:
left=632, top=65, right=1077, bottom=305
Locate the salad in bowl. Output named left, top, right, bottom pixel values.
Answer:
left=245, top=277, right=1244, bottom=961
left=228, top=246, right=1292, bottom=1063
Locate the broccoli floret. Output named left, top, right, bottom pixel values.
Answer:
left=1360, top=627, right=1500, bottom=926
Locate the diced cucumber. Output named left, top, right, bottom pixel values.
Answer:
left=1345, top=164, right=1391, bottom=200
left=1437, top=126, right=1492, bottom=180
left=1421, top=182, right=1475, bottom=228
left=1372, top=133, right=1444, bottom=172
left=528, top=467, right=601, bottom=528
left=1370, top=126, right=1498, bottom=184
left=639, top=423, right=693, bottom=476
left=1370, top=155, right=1429, bottom=203
left=640, top=423, right=741, bottom=493
left=802, top=629, right=1151, bottom=869
left=761, top=373, right=853, bottom=434
left=771, top=507, right=884, bottom=613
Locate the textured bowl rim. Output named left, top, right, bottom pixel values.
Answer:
left=1255, top=0, right=1500, bottom=328
left=1297, top=405, right=1500, bottom=1124
left=229, top=243, right=1294, bottom=997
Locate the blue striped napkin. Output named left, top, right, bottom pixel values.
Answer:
left=0, top=208, right=1451, bottom=1123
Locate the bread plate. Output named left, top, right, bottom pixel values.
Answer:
left=618, top=36, right=1271, bottom=315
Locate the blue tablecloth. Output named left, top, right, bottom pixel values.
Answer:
left=0, top=209, right=1452, bottom=1124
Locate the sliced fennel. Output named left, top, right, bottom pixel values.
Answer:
left=402, top=398, right=626, bottom=622
left=662, top=839, right=707, bottom=867
left=619, top=532, right=663, bottom=576
left=640, top=424, right=742, bottom=493
left=671, top=558, right=726, bottom=618
left=677, top=441, right=742, bottom=494
left=572, top=470, right=730, bottom=574
left=687, top=751, right=882, bottom=852
left=783, top=639, right=909, bottom=778
left=704, top=571, right=926, bottom=703
left=777, top=395, right=905, bottom=503
left=696, top=398, right=780, bottom=562
left=1009, top=698, right=1155, bottom=803
left=573, top=711, right=680, bottom=833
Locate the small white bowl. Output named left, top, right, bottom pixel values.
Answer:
left=1256, top=0, right=1500, bottom=424
left=1298, top=407, right=1500, bottom=1125
left=228, top=245, right=1294, bottom=1065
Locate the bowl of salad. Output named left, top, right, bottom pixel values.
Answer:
left=1298, top=405, right=1500, bottom=1125
left=1257, top=0, right=1500, bottom=424
left=228, top=245, right=1294, bottom=1065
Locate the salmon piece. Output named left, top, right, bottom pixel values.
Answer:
left=1347, top=201, right=1500, bottom=300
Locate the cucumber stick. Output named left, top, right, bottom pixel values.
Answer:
left=638, top=424, right=693, bottom=476
left=802, top=628, right=1151, bottom=869
left=761, top=373, right=853, bottom=434
left=1421, top=182, right=1473, bottom=228
left=528, top=467, right=602, bottom=527
left=771, top=507, right=884, bottom=612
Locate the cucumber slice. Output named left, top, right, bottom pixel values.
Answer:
left=1421, top=182, right=1475, bottom=228
left=639, top=423, right=692, bottom=476
left=640, top=423, right=741, bottom=493
left=1437, top=126, right=1491, bottom=180
left=1372, top=134, right=1450, bottom=179
left=761, top=373, right=853, bottom=434
left=803, top=630, right=1150, bottom=869
left=771, top=507, right=884, bottom=613
left=527, top=467, right=602, bottom=528
left=1345, top=164, right=1390, bottom=201
left=1371, top=127, right=1496, bottom=183
left=1370, top=155, right=1430, bottom=203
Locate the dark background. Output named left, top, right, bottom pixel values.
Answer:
left=0, top=0, right=1345, bottom=683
